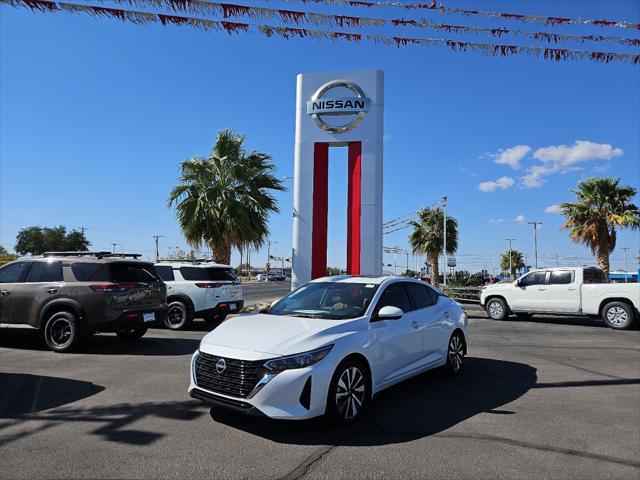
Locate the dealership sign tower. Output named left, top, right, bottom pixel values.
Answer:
left=292, top=70, right=384, bottom=289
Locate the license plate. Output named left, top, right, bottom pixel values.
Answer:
left=229, top=304, right=237, bottom=311
left=143, top=312, right=155, bottom=323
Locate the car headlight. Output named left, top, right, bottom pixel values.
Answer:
left=263, top=345, right=333, bottom=372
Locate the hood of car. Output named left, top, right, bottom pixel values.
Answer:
left=199, top=313, right=359, bottom=357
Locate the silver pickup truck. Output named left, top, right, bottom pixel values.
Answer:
left=480, top=267, right=640, bottom=329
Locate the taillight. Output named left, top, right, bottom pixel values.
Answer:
left=90, top=283, right=139, bottom=292
left=195, top=283, right=222, bottom=288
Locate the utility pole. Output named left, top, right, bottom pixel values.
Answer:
left=506, top=238, right=516, bottom=279
left=527, top=221, right=543, bottom=269
left=152, top=235, right=164, bottom=262
left=442, top=195, right=448, bottom=286
left=111, top=243, right=117, bottom=254
left=266, top=240, right=276, bottom=281
left=621, top=247, right=630, bottom=283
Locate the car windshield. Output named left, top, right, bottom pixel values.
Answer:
left=269, top=282, right=379, bottom=320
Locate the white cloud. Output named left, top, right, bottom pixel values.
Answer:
left=489, top=218, right=506, bottom=225
left=544, top=204, right=563, bottom=214
left=514, top=214, right=527, bottom=223
left=491, top=145, right=531, bottom=169
left=521, top=140, right=622, bottom=188
left=478, top=176, right=515, bottom=192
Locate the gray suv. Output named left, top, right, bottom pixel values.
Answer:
left=0, top=252, right=168, bottom=352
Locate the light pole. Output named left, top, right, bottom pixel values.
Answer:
left=621, top=247, right=630, bottom=283
left=153, top=235, right=164, bottom=262
left=506, top=238, right=516, bottom=279
left=266, top=240, right=276, bottom=281
left=442, top=195, right=447, bottom=287
left=527, top=221, right=543, bottom=269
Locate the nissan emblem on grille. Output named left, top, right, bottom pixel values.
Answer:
left=215, top=358, right=226, bottom=374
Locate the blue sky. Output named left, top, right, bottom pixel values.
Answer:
left=1, top=0, right=639, bottom=273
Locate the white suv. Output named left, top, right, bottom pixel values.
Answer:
left=154, top=261, right=243, bottom=330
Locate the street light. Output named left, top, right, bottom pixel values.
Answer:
left=621, top=247, right=630, bottom=283
left=527, top=221, right=543, bottom=269
left=506, top=238, right=516, bottom=279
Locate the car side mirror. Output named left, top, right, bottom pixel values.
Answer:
left=377, top=306, right=404, bottom=321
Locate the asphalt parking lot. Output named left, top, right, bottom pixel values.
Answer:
left=1, top=303, right=639, bottom=480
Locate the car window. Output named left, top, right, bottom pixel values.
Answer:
left=155, top=265, right=175, bottom=282
left=519, top=271, right=547, bottom=287
left=109, top=263, right=159, bottom=283
left=376, top=283, right=411, bottom=313
left=0, top=262, right=31, bottom=283
left=584, top=268, right=607, bottom=284
left=71, top=263, right=109, bottom=281
left=549, top=271, right=574, bottom=285
left=180, top=267, right=237, bottom=281
left=405, top=282, right=435, bottom=309
left=25, top=261, right=63, bottom=282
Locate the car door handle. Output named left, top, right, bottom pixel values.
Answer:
left=46, top=288, right=57, bottom=294
left=0, top=289, right=10, bottom=296
left=537, top=288, right=546, bottom=291
left=568, top=287, right=576, bottom=291
left=411, top=321, right=420, bottom=330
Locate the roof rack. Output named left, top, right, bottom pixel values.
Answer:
left=43, top=251, right=142, bottom=259
left=156, top=258, right=212, bottom=263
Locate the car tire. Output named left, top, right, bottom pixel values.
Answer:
left=165, top=300, right=192, bottom=330
left=326, top=357, right=371, bottom=424
left=43, top=311, right=84, bottom=353
left=445, top=332, right=465, bottom=375
left=602, top=301, right=636, bottom=330
left=515, top=312, right=533, bottom=320
left=117, top=327, right=148, bottom=340
left=486, top=297, right=509, bottom=321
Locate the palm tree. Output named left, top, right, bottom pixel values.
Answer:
left=168, top=129, right=286, bottom=265
left=500, top=249, right=525, bottom=279
left=408, top=207, right=458, bottom=285
left=561, top=177, right=639, bottom=279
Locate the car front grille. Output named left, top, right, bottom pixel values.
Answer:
left=194, top=352, right=264, bottom=398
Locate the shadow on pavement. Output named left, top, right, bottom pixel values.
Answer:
left=0, top=328, right=200, bottom=356
left=0, top=373, right=105, bottom=417
left=466, top=308, right=606, bottom=329
left=210, top=357, right=537, bottom=446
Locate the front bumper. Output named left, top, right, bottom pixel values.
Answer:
left=188, top=349, right=335, bottom=420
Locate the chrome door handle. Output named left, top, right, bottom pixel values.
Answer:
left=0, top=289, right=9, bottom=296
left=46, top=288, right=57, bottom=294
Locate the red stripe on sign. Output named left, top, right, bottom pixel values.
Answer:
left=347, top=141, right=362, bottom=275
left=311, top=143, right=329, bottom=280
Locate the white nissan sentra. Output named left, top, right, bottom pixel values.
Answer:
left=188, top=275, right=469, bottom=423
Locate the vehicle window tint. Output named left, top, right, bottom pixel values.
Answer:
left=71, top=263, right=109, bottom=281
left=25, top=261, right=62, bottom=282
left=405, top=283, right=435, bottom=309
left=155, top=265, right=175, bottom=282
left=376, top=283, right=411, bottom=313
left=584, top=268, right=607, bottom=284
left=0, top=262, right=30, bottom=283
left=110, top=263, right=159, bottom=283
left=519, top=271, right=547, bottom=287
left=550, top=271, right=573, bottom=285
left=426, top=287, right=441, bottom=304
left=180, top=267, right=237, bottom=281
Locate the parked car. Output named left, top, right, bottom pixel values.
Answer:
left=0, top=252, right=167, bottom=352
left=255, top=273, right=282, bottom=282
left=480, top=267, right=640, bottom=329
left=154, top=260, right=243, bottom=330
left=188, top=275, right=468, bottom=423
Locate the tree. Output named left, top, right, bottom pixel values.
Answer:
left=561, top=177, right=639, bottom=279
left=14, top=226, right=90, bottom=255
left=0, top=245, right=18, bottom=266
left=168, top=129, right=286, bottom=265
left=500, top=249, right=525, bottom=279
left=408, top=207, right=458, bottom=286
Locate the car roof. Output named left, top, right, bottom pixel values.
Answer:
left=154, top=261, right=232, bottom=268
left=17, top=255, right=151, bottom=264
left=309, top=275, right=426, bottom=286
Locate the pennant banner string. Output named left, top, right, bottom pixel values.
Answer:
left=83, top=0, right=640, bottom=47
left=267, top=0, right=640, bottom=30
left=2, top=0, right=639, bottom=65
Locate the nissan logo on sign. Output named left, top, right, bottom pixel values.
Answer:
left=306, top=80, right=371, bottom=134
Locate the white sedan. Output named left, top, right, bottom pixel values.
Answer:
left=188, top=275, right=469, bottom=423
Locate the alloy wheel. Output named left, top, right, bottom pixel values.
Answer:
left=488, top=301, right=504, bottom=319
left=448, top=335, right=464, bottom=373
left=335, top=366, right=366, bottom=420
left=50, top=318, right=72, bottom=347
left=606, top=306, right=628, bottom=327
left=167, top=304, right=186, bottom=327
